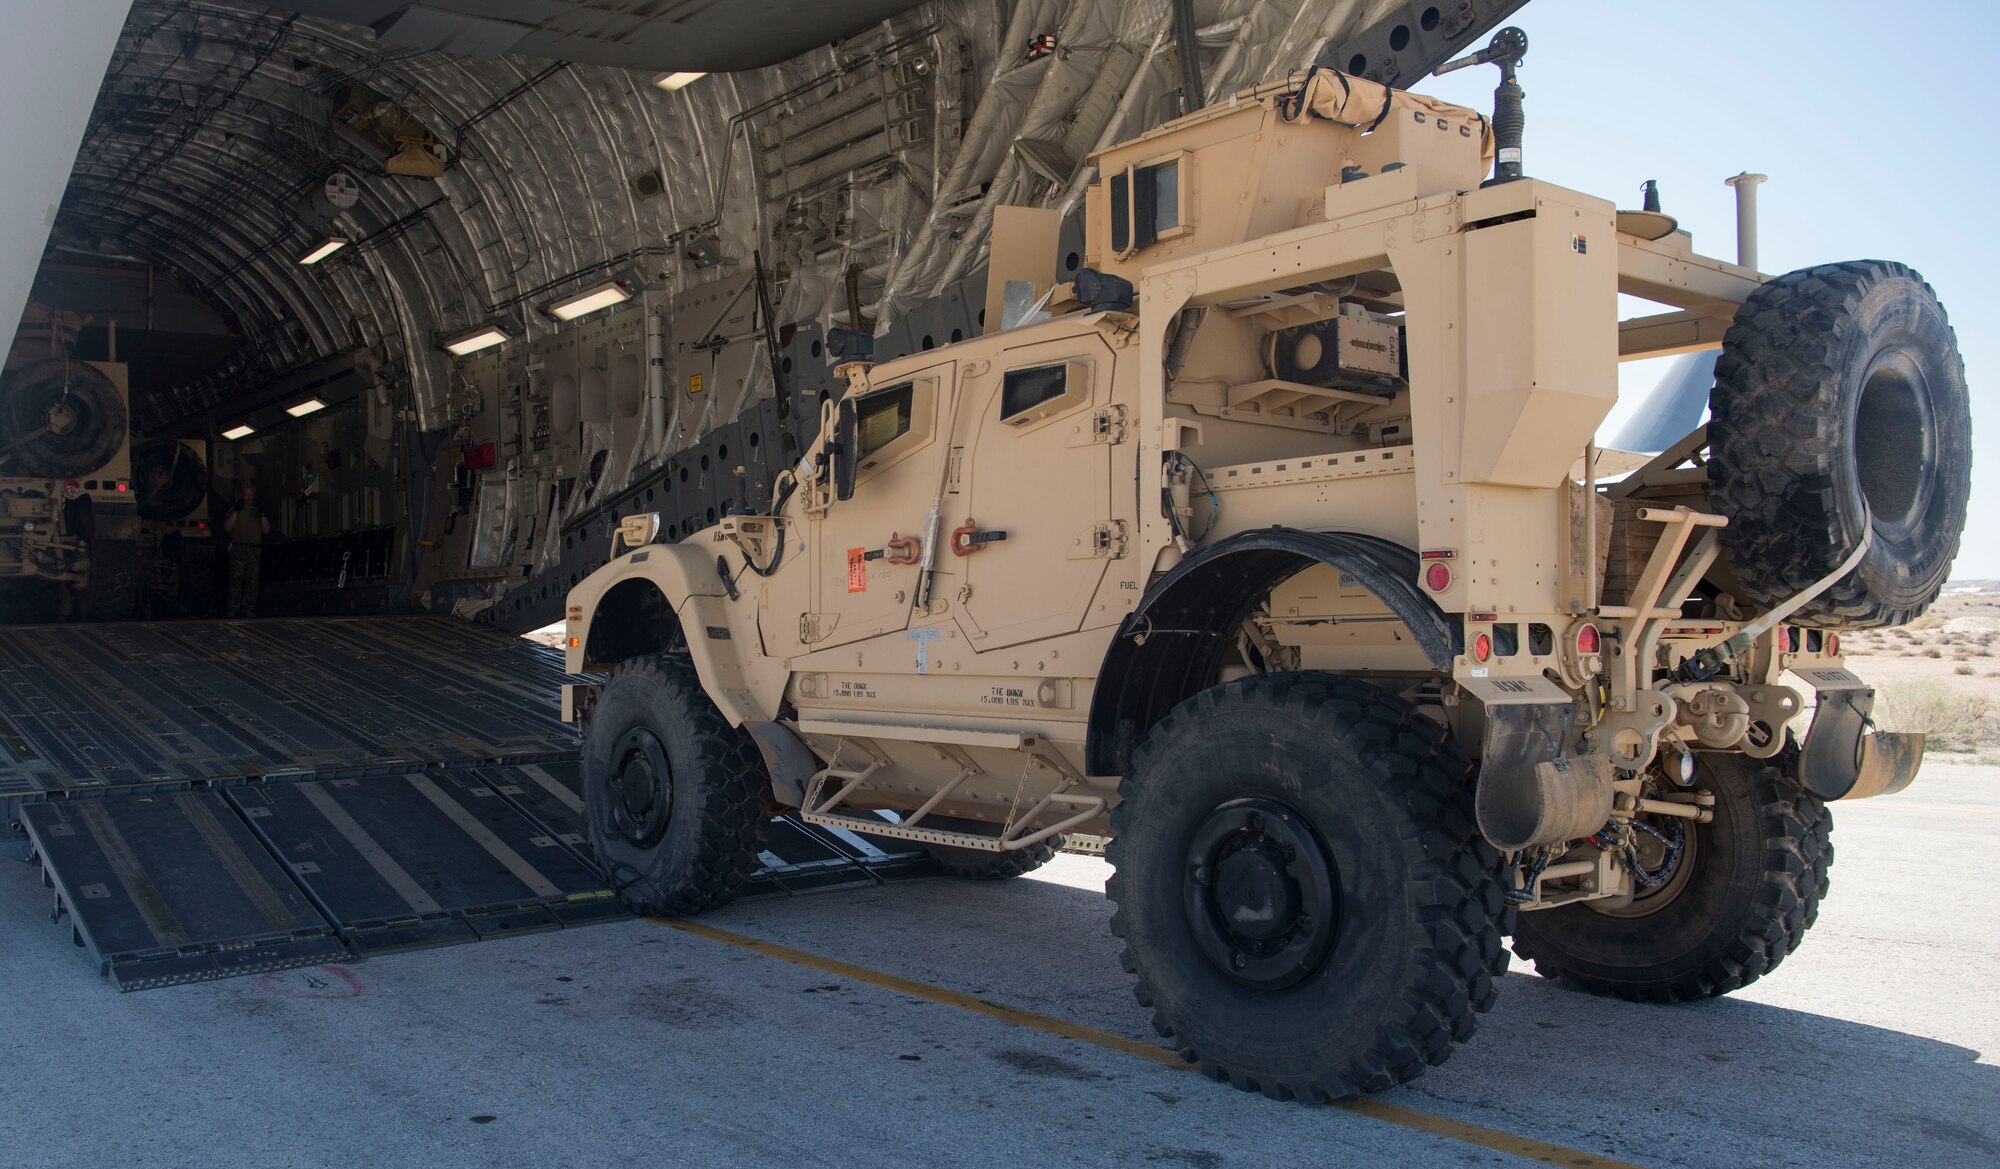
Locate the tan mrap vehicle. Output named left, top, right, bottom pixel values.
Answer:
left=560, top=57, right=1971, bottom=1101
left=1, top=301, right=139, bottom=622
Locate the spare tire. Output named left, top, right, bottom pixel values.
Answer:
left=0, top=358, right=127, bottom=478
left=1709, top=261, right=1970, bottom=628
left=134, top=438, right=210, bottom=521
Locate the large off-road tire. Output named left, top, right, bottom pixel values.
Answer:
left=1, top=359, right=126, bottom=478
left=1708, top=261, right=1970, bottom=628
left=1106, top=674, right=1508, bottom=1102
left=581, top=653, right=767, bottom=915
left=81, top=539, right=138, bottom=621
left=1510, top=752, right=1832, bottom=1002
left=915, top=815, right=1064, bottom=880
left=133, top=439, right=210, bottom=522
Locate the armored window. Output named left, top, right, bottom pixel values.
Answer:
left=1148, top=160, right=1180, bottom=238
left=1001, top=364, right=1067, bottom=421
left=855, top=381, right=914, bottom=460
left=999, top=360, right=1092, bottom=429
left=1109, top=158, right=1186, bottom=254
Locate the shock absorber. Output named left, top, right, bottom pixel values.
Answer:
left=1435, top=27, right=1530, bottom=186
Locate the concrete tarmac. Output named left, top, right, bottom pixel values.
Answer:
left=2, top=763, right=1995, bottom=1169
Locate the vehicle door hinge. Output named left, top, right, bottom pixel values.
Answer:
left=1074, top=404, right=1129, bottom=446
left=1071, top=520, right=1129, bottom=560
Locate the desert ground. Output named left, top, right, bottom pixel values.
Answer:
left=1834, top=591, right=2000, bottom=761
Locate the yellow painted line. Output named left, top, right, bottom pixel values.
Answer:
left=656, top=918, right=1650, bottom=1169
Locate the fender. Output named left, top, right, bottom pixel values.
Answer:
left=564, top=541, right=771, bottom=726
left=1085, top=528, right=1459, bottom=775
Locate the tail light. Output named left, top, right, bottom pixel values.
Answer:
left=1472, top=632, right=1493, bottom=663
left=1575, top=623, right=1601, bottom=655
left=1826, top=632, right=1841, bottom=657
left=1424, top=562, right=1451, bottom=591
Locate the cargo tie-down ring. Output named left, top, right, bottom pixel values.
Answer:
left=951, top=519, right=1008, bottom=556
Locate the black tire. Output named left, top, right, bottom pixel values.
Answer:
left=82, top=539, right=138, bottom=621
left=1708, top=261, right=1970, bottom=628
left=581, top=653, right=767, bottom=915
left=133, top=439, right=210, bottom=522
left=915, top=815, right=1064, bottom=880
left=1510, top=752, right=1832, bottom=1003
left=1, top=359, right=126, bottom=478
left=1106, top=674, right=1508, bottom=1101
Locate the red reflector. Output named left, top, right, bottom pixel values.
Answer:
left=1424, top=562, right=1451, bottom=591
left=116, top=481, right=128, bottom=492
left=1826, top=633, right=1841, bottom=657
left=1472, top=633, right=1492, bottom=663
left=1575, top=624, right=1600, bottom=655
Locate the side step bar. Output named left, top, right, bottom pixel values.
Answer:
left=795, top=718, right=1105, bottom=853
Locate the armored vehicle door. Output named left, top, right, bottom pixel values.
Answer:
left=949, top=331, right=1114, bottom=650
left=803, top=361, right=956, bottom=651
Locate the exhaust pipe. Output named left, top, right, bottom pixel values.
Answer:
left=1723, top=172, right=1766, bottom=272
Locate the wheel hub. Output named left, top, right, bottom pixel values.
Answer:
left=608, top=727, right=672, bottom=848
left=1853, top=347, right=1938, bottom=541
left=1591, top=812, right=1698, bottom=918
left=1183, top=797, right=1339, bottom=991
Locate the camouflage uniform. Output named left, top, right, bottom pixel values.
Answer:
left=227, top=502, right=263, bottom=617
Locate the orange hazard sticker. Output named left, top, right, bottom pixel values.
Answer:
left=847, top=547, right=867, bottom=592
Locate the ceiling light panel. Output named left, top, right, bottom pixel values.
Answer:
left=444, top=326, right=512, bottom=356
left=298, top=237, right=347, bottom=265
left=544, top=279, right=633, bottom=321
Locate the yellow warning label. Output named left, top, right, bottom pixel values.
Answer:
left=689, top=373, right=704, bottom=394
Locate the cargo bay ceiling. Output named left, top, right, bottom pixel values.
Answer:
left=48, top=0, right=1399, bottom=435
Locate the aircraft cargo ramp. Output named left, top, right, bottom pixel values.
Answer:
left=0, top=617, right=930, bottom=989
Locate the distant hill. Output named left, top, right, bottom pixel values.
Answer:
left=1944, top=580, right=2000, bottom=595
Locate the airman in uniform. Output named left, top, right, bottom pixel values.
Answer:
left=224, top=483, right=270, bottom=617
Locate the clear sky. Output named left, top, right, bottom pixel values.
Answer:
left=1414, top=0, right=1999, bottom=579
